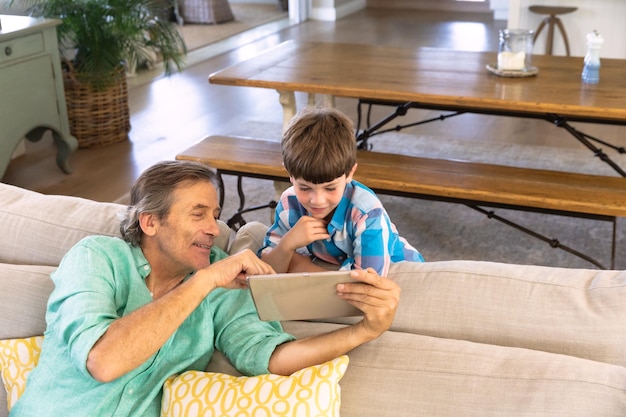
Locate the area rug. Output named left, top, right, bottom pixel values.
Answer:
left=176, top=3, right=288, bottom=51
left=212, top=120, right=625, bottom=270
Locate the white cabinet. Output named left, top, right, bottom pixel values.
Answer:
left=0, top=15, right=77, bottom=177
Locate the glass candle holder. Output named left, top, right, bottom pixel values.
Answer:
left=498, top=29, right=534, bottom=71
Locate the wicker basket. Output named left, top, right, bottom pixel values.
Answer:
left=179, top=0, right=234, bottom=24
left=62, top=63, right=131, bottom=148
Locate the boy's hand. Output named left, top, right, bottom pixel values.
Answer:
left=283, top=216, right=331, bottom=250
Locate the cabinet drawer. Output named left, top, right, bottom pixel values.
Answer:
left=0, top=33, right=45, bottom=64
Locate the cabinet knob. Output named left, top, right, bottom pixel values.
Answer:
left=4, top=46, right=11, bottom=56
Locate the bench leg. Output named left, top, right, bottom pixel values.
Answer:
left=216, top=170, right=226, bottom=210
left=469, top=205, right=613, bottom=270
left=227, top=200, right=278, bottom=231
left=610, top=217, right=617, bottom=269
left=223, top=174, right=279, bottom=231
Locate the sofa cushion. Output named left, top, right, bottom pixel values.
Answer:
left=0, top=336, right=43, bottom=412
left=162, top=355, right=348, bottom=417
left=227, top=221, right=267, bottom=255
left=280, top=321, right=626, bottom=417
left=0, top=263, right=55, bottom=340
left=0, top=183, right=125, bottom=266
left=386, top=260, right=626, bottom=367
left=0, top=183, right=248, bottom=267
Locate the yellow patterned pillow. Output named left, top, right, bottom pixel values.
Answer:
left=0, top=336, right=43, bottom=411
left=161, top=355, right=349, bottom=417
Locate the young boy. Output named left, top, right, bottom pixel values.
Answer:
left=259, top=107, right=424, bottom=276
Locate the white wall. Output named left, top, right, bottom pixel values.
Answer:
left=310, top=0, right=366, bottom=21
left=508, top=0, right=626, bottom=58
left=0, top=0, right=29, bottom=15
left=489, top=0, right=509, bottom=20
left=229, top=0, right=275, bottom=4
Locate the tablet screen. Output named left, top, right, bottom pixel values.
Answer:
left=246, top=270, right=363, bottom=321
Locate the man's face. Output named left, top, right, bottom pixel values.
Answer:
left=150, top=180, right=221, bottom=273
left=291, top=175, right=349, bottom=221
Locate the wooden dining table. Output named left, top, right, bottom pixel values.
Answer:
left=204, top=41, right=626, bottom=267
left=208, top=40, right=626, bottom=175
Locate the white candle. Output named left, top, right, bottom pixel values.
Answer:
left=498, top=51, right=526, bottom=70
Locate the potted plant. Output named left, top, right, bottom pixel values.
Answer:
left=15, top=0, right=187, bottom=147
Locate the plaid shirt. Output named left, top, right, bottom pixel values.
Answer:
left=260, top=180, right=424, bottom=276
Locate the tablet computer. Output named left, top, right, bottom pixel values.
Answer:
left=246, top=270, right=363, bottom=321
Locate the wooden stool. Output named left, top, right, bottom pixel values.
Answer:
left=529, top=5, right=577, bottom=56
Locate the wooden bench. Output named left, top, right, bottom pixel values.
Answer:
left=176, top=135, right=626, bottom=269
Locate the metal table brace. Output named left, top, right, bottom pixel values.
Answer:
left=354, top=99, right=623, bottom=269
left=356, top=99, right=626, bottom=177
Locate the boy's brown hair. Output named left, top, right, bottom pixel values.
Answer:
left=281, top=107, right=357, bottom=184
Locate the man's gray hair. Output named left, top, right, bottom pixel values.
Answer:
left=120, top=160, right=218, bottom=246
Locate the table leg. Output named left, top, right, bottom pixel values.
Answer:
left=322, top=94, right=335, bottom=108
left=278, top=90, right=297, bottom=132
left=307, top=93, right=335, bottom=108
left=51, top=131, right=78, bottom=174
left=274, top=90, right=296, bottom=220
left=25, top=127, right=77, bottom=174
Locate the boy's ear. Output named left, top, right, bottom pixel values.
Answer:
left=284, top=163, right=296, bottom=184
left=346, top=163, right=358, bottom=181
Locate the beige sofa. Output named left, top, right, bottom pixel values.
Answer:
left=1, top=182, right=626, bottom=416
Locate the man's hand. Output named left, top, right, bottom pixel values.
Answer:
left=337, top=268, right=400, bottom=339
left=267, top=267, right=400, bottom=376
left=198, top=249, right=276, bottom=290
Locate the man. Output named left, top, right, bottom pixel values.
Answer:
left=12, top=160, right=400, bottom=417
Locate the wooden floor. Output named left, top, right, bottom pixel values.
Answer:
left=3, top=8, right=625, bottom=202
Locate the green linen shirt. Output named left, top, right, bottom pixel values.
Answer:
left=12, top=236, right=295, bottom=417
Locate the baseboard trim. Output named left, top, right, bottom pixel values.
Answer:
left=310, top=0, right=367, bottom=21
left=366, top=0, right=491, bottom=13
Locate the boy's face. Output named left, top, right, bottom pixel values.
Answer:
left=290, top=164, right=357, bottom=221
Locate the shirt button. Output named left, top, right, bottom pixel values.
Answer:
left=128, top=389, right=134, bottom=395
left=143, top=265, right=149, bottom=270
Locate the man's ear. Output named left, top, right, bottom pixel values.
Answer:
left=139, top=212, right=157, bottom=237
left=346, top=163, right=358, bottom=181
